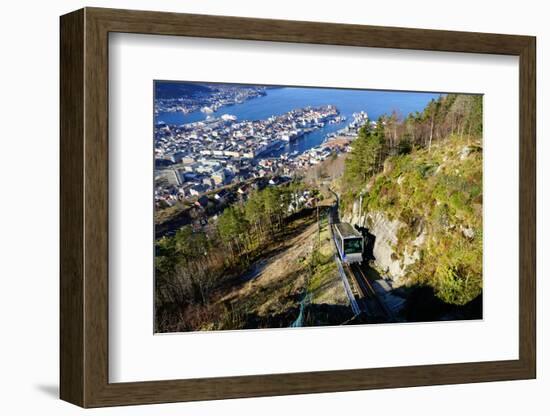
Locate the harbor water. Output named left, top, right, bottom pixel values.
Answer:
left=156, top=86, right=441, bottom=157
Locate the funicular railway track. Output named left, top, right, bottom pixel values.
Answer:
left=347, top=262, right=392, bottom=320
left=341, top=263, right=370, bottom=314
left=330, top=222, right=392, bottom=320
left=328, top=193, right=392, bottom=321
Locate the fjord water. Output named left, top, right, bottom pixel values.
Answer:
left=156, top=86, right=441, bottom=156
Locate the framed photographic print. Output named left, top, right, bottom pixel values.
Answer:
left=60, top=7, right=536, bottom=408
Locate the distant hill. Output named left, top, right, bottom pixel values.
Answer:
left=154, top=82, right=213, bottom=99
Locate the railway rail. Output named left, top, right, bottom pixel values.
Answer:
left=348, top=262, right=393, bottom=320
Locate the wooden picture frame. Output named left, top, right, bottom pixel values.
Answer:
left=60, top=7, right=536, bottom=408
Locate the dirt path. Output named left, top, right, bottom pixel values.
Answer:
left=219, top=218, right=319, bottom=317
left=217, top=209, right=350, bottom=326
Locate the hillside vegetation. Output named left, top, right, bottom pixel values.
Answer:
left=154, top=179, right=347, bottom=332
left=341, top=94, right=483, bottom=305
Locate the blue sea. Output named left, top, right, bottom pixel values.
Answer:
left=156, top=86, right=441, bottom=157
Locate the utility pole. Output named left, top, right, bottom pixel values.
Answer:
left=316, top=199, right=321, bottom=248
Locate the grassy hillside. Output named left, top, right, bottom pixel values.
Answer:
left=155, top=205, right=351, bottom=332
left=216, top=211, right=351, bottom=330
left=339, top=94, right=483, bottom=306
left=364, top=135, right=482, bottom=305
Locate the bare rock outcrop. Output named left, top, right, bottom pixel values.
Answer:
left=342, top=201, right=424, bottom=285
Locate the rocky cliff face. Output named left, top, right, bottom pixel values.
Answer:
left=342, top=201, right=425, bottom=285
